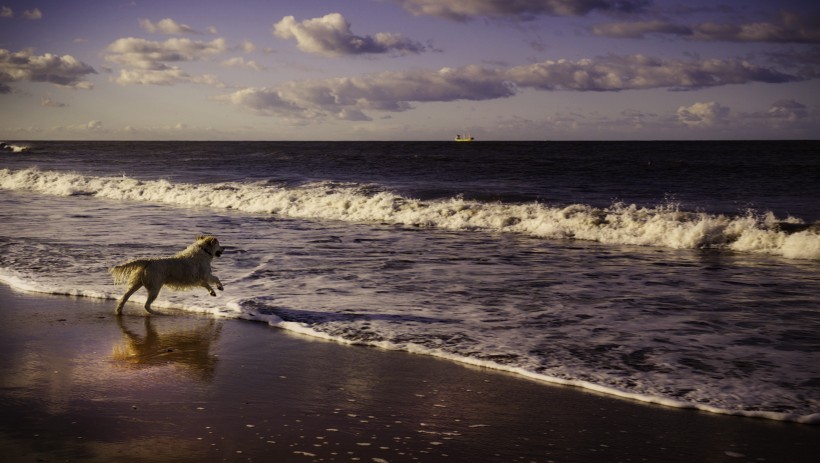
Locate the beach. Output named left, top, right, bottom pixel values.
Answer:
left=0, top=284, right=817, bottom=463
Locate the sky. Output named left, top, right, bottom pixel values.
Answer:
left=1, top=0, right=818, bottom=140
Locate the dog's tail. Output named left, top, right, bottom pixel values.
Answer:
left=109, top=260, right=149, bottom=286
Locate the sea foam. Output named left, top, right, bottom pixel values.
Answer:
left=0, top=142, right=30, bottom=153
left=2, top=167, right=818, bottom=260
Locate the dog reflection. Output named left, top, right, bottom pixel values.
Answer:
left=113, top=317, right=221, bottom=380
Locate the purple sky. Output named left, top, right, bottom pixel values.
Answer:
left=1, top=0, right=818, bottom=140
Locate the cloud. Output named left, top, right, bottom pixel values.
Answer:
left=594, top=11, right=820, bottom=43
left=240, top=40, right=256, bottom=54
left=216, top=54, right=801, bottom=121
left=220, top=57, right=266, bottom=71
left=22, top=8, right=42, bottom=20
left=671, top=99, right=817, bottom=135
left=273, top=13, right=428, bottom=57
left=764, top=48, right=820, bottom=79
left=105, top=37, right=227, bottom=69
left=764, top=99, right=809, bottom=121
left=1, top=6, right=12, bottom=18
left=738, top=99, right=812, bottom=126
left=0, top=48, right=96, bottom=92
left=139, top=18, right=198, bottom=35
left=394, top=0, right=648, bottom=21
left=592, top=20, right=693, bottom=38
left=104, top=37, right=227, bottom=86
left=505, top=54, right=796, bottom=91
left=125, top=122, right=188, bottom=133
left=41, top=96, right=66, bottom=107
left=676, top=101, right=729, bottom=127
left=215, top=64, right=514, bottom=120
left=50, top=120, right=106, bottom=134
left=619, top=108, right=655, bottom=128
left=112, top=68, right=222, bottom=86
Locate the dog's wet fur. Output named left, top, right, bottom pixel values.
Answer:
left=110, top=235, right=225, bottom=315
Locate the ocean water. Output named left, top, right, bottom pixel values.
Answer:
left=1, top=140, right=818, bottom=423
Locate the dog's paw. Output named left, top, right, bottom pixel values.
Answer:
left=209, top=290, right=216, bottom=297
left=217, top=284, right=224, bottom=291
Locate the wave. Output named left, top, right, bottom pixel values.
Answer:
left=0, top=142, right=31, bottom=153
left=2, top=167, right=818, bottom=260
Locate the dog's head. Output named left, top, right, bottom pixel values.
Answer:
left=196, top=235, right=224, bottom=258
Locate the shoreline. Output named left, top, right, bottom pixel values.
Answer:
left=272, top=318, right=819, bottom=425
left=1, top=284, right=818, bottom=462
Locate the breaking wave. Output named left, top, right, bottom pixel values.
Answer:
left=2, top=167, right=818, bottom=260
left=0, top=142, right=31, bottom=153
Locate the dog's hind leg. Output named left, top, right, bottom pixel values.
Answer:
left=143, top=285, right=161, bottom=314
left=115, top=282, right=142, bottom=315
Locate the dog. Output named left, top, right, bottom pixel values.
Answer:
left=110, top=235, right=225, bottom=315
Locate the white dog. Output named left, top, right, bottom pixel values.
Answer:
left=110, top=235, right=225, bottom=315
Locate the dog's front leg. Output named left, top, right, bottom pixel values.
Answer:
left=201, top=282, right=217, bottom=297
left=209, top=275, right=224, bottom=292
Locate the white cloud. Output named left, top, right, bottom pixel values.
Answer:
left=394, top=0, right=647, bottom=21
left=22, top=8, right=42, bottom=20
left=113, top=67, right=222, bottom=86
left=215, top=64, right=514, bottom=119
left=676, top=102, right=730, bottom=127
left=1, top=6, right=12, bottom=18
left=139, top=18, right=198, bottom=35
left=220, top=57, right=266, bottom=71
left=0, top=48, right=96, bottom=92
left=273, top=13, right=428, bottom=57
left=217, top=54, right=800, bottom=122
left=104, top=37, right=228, bottom=86
left=105, top=37, right=228, bottom=69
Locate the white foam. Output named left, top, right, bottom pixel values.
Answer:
left=0, top=268, right=127, bottom=304
left=2, top=167, right=816, bottom=260
left=0, top=142, right=30, bottom=153
left=0, top=268, right=51, bottom=294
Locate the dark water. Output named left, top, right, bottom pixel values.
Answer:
left=7, top=140, right=820, bottom=219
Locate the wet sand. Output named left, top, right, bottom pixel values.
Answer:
left=0, top=284, right=817, bottom=463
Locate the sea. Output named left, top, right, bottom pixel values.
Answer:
left=1, top=140, right=818, bottom=424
